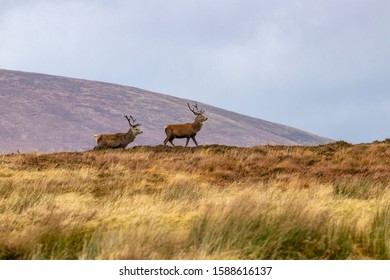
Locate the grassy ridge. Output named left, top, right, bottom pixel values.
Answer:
left=1, top=141, right=390, bottom=259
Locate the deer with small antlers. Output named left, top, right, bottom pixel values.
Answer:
left=94, top=115, right=143, bottom=149
left=164, top=102, right=208, bottom=147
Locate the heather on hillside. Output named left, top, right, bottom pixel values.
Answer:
left=0, top=69, right=332, bottom=154
left=1, top=141, right=390, bottom=259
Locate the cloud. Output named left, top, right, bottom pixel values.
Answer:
left=1, top=0, right=390, bottom=143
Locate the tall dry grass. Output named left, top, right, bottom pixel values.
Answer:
left=1, top=141, right=390, bottom=259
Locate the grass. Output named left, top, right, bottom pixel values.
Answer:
left=1, top=141, right=390, bottom=259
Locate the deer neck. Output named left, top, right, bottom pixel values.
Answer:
left=192, top=118, right=203, bottom=132
left=125, top=129, right=135, bottom=140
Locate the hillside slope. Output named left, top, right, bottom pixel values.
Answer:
left=0, top=69, right=332, bottom=153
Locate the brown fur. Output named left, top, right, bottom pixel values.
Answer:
left=94, top=115, right=142, bottom=149
left=164, top=110, right=207, bottom=147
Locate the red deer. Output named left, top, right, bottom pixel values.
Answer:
left=164, top=102, right=208, bottom=147
left=94, top=115, right=142, bottom=149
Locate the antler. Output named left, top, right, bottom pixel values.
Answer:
left=124, top=115, right=141, bottom=127
left=187, top=102, right=205, bottom=115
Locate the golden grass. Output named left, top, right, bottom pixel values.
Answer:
left=1, top=141, right=390, bottom=259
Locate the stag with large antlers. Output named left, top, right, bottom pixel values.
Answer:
left=163, top=102, right=208, bottom=147
left=94, top=115, right=143, bottom=149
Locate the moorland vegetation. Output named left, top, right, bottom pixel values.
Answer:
left=1, top=140, right=390, bottom=259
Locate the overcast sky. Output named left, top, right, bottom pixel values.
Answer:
left=1, top=0, right=390, bottom=143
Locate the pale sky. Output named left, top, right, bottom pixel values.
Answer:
left=1, top=0, right=390, bottom=143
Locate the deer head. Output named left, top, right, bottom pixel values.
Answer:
left=124, top=115, right=143, bottom=136
left=187, top=102, right=208, bottom=123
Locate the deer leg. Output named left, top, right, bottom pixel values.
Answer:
left=165, top=136, right=175, bottom=146
left=185, top=137, right=190, bottom=147
left=191, top=136, right=199, bottom=146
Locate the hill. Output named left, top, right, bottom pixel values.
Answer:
left=0, top=69, right=332, bottom=153
left=1, top=141, right=390, bottom=259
